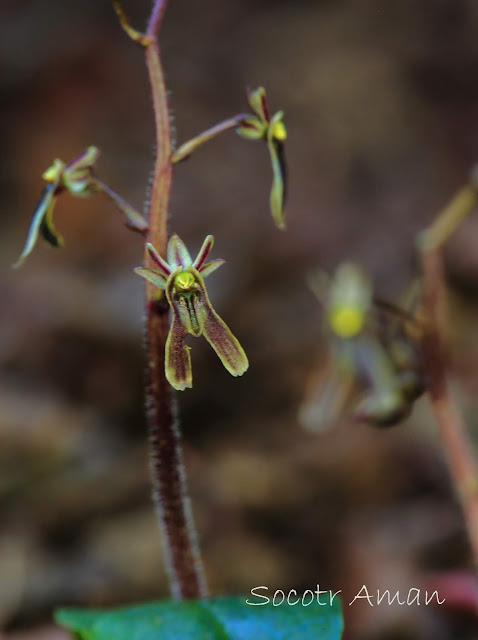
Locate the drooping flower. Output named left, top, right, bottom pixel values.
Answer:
left=300, top=263, right=426, bottom=431
left=236, top=87, right=287, bottom=230
left=135, top=234, right=249, bottom=391
left=14, top=146, right=147, bottom=268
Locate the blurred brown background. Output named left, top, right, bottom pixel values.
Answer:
left=1, top=0, right=478, bottom=638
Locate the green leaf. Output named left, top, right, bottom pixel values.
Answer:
left=56, top=595, right=343, bottom=640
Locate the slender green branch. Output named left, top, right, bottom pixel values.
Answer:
left=114, top=0, right=208, bottom=599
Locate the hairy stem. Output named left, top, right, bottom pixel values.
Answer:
left=133, top=0, right=207, bottom=599
left=420, top=228, right=478, bottom=571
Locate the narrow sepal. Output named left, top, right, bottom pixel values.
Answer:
left=62, top=146, right=100, bottom=196
left=247, top=86, right=269, bottom=122
left=165, top=308, right=193, bottom=391
left=236, top=117, right=266, bottom=140
left=146, top=243, right=171, bottom=276
left=66, top=146, right=99, bottom=175
left=199, top=259, right=226, bottom=278
left=13, top=181, right=61, bottom=268
left=134, top=267, right=167, bottom=290
left=196, top=285, right=249, bottom=377
left=40, top=191, right=63, bottom=248
left=267, top=136, right=287, bottom=230
left=299, top=368, right=356, bottom=433
left=167, top=234, right=192, bottom=268
left=193, top=235, right=214, bottom=270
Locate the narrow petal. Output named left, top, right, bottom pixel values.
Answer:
left=66, top=146, right=100, bottom=174
left=40, top=190, right=63, bottom=247
left=199, top=259, right=225, bottom=278
left=134, top=267, right=167, bottom=290
left=299, top=366, right=356, bottom=433
left=193, top=235, right=214, bottom=270
left=196, top=284, right=249, bottom=377
left=236, top=117, right=266, bottom=140
left=351, top=336, right=407, bottom=427
left=63, top=147, right=100, bottom=196
left=247, top=86, right=269, bottom=123
left=146, top=243, right=171, bottom=276
left=267, top=136, right=287, bottom=230
left=167, top=234, right=192, bottom=268
left=13, top=182, right=60, bottom=268
left=165, top=313, right=193, bottom=391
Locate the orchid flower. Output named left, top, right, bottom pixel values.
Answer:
left=300, top=263, right=425, bottom=430
left=14, top=146, right=147, bottom=268
left=171, top=86, right=287, bottom=230
left=135, top=234, right=249, bottom=391
left=236, top=87, right=287, bottom=230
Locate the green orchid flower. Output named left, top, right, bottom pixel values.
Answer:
left=14, top=146, right=147, bottom=268
left=171, top=86, right=287, bottom=230
left=236, top=87, right=287, bottom=230
left=135, top=234, right=249, bottom=391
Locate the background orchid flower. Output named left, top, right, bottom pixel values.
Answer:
left=236, top=87, right=287, bottom=230
left=300, top=263, right=425, bottom=431
left=135, top=234, right=249, bottom=391
left=13, top=146, right=147, bottom=268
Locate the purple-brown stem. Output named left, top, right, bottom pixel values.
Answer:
left=128, top=0, right=208, bottom=599
left=421, top=248, right=478, bottom=571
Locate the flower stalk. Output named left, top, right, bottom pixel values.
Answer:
left=419, top=182, right=478, bottom=571
left=113, top=0, right=208, bottom=599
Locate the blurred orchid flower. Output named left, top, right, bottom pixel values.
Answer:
left=14, top=146, right=147, bottom=267
left=237, top=87, right=287, bottom=230
left=135, top=234, right=249, bottom=391
left=300, top=263, right=426, bottom=431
